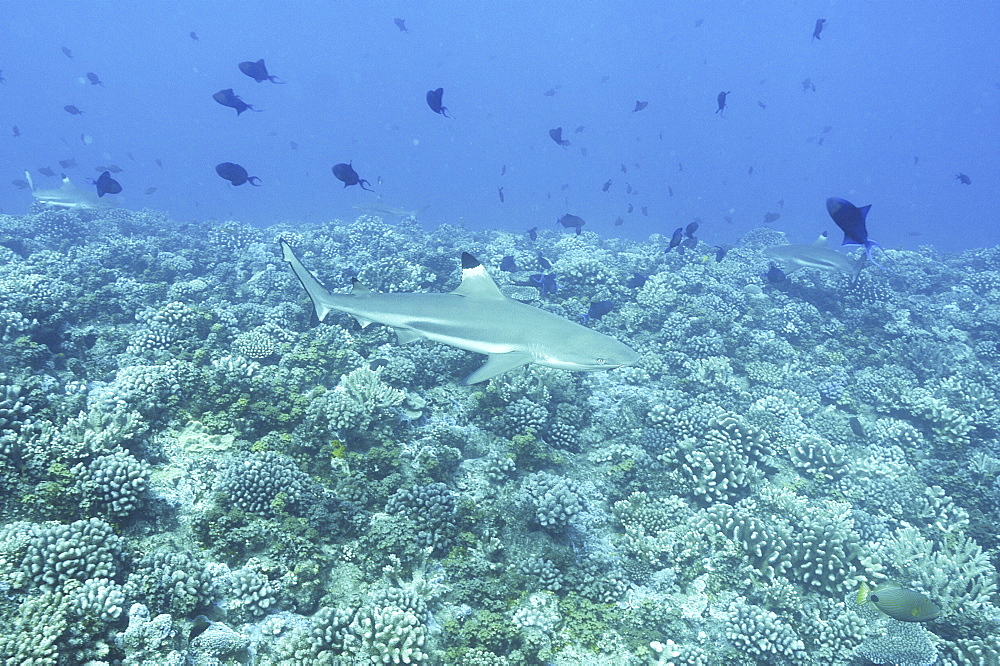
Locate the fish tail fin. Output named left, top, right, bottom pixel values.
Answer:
left=850, top=252, right=868, bottom=286
left=864, top=240, right=887, bottom=271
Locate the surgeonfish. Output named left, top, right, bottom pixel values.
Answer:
left=857, top=581, right=940, bottom=623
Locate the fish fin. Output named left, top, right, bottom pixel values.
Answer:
left=349, top=278, right=373, bottom=296
left=451, top=253, right=506, bottom=300
left=859, top=204, right=871, bottom=220
left=462, top=352, right=532, bottom=385
left=813, top=232, right=829, bottom=246
left=23, top=171, right=34, bottom=191
left=864, top=240, right=887, bottom=270
left=280, top=241, right=337, bottom=321
left=394, top=328, right=422, bottom=344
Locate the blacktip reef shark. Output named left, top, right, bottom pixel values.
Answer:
left=23, top=171, right=117, bottom=210
left=762, top=232, right=867, bottom=284
left=280, top=241, right=640, bottom=384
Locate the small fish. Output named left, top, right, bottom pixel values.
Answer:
left=499, top=256, right=517, bottom=272
left=189, top=31, right=199, bottom=40
left=58, top=158, right=77, bottom=169
left=714, top=245, right=732, bottom=262
left=498, top=186, right=505, bottom=203
left=12, top=126, right=20, bottom=137
left=144, top=187, right=158, bottom=195
left=558, top=214, right=585, bottom=235
left=213, top=89, right=260, bottom=115
left=724, top=215, right=733, bottom=224
left=715, top=91, right=730, bottom=114
left=685, top=221, right=699, bottom=238
left=765, top=262, right=786, bottom=283
left=38, top=167, right=56, bottom=177
left=858, top=582, right=940, bottom=623
left=332, top=162, right=373, bottom=191
left=748, top=165, right=754, bottom=175
left=549, top=127, right=570, bottom=148
left=802, top=77, right=816, bottom=92
left=543, top=88, right=557, bottom=97
left=86, top=72, right=103, bottom=86
left=614, top=216, right=624, bottom=227
left=625, top=184, right=633, bottom=194
left=812, top=18, right=827, bottom=41
left=626, top=204, right=633, bottom=214
left=955, top=172, right=971, bottom=185
left=239, top=59, right=285, bottom=84
left=822, top=125, right=833, bottom=134
left=12, top=179, right=30, bottom=190
left=155, top=158, right=163, bottom=168
left=764, top=211, right=781, bottom=224
left=527, top=226, right=538, bottom=241
left=668, top=186, right=674, bottom=197
left=501, top=164, right=507, bottom=176
left=215, top=162, right=261, bottom=186
left=61, top=46, right=73, bottom=58
left=602, top=179, right=612, bottom=192
left=64, top=105, right=83, bottom=115
left=641, top=206, right=648, bottom=216
left=826, top=197, right=883, bottom=266
left=426, top=87, right=451, bottom=117
left=94, top=170, right=122, bottom=197
left=527, top=273, right=559, bottom=296
left=104, top=164, right=123, bottom=173
left=81, top=133, right=93, bottom=145
left=666, top=227, right=684, bottom=252
left=758, top=100, right=766, bottom=109
left=848, top=417, right=866, bottom=439
left=626, top=273, right=647, bottom=289
left=574, top=125, right=585, bottom=133
left=537, top=253, right=552, bottom=271
left=394, top=18, right=408, bottom=32
left=581, top=300, right=615, bottom=324
left=633, top=100, right=648, bottom=112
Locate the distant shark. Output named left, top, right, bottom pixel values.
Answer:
left=352, top=201, right=429, bottom=221
left=23, top=171, right=117, bottom=210
left=281, top=241, right=640, bottom=384
left=762, top=232, right=866, bottom=283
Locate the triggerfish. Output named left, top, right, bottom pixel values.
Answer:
left=826, top=197, right=884, bottom=267
left=857, top=581, right=940, bottom=622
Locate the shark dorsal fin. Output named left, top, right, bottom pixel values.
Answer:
left=451, top=253, right=505, bottom=300
left=813, top=231, right=829, bottom=246
left=350, top=277, right=374, bottom=296
left=60, top=176, right=75, bottom=189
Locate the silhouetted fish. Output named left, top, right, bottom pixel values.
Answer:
left=501, top=164, right=507, bottom=176
left=626, top=273, right=647, bottom=289
left=189, top=31, right=199, bottom=40
left=765, top=262, right=786, bottom=283
left=849, top=417, right=866, bottom=439
left=641, top=206, right=648, bottom=216
left=526, top=273, right=559, bottom=295
left=667, top=186, right=674, bottom=197
left=633, top=100, right=648, bottom=112
left=626, top=204, right=633, bottom=213
left=239, top=59, right=285, bottom=84
left=106, top=164, right=123, bottom=174
left=549, top=127, right=570, bottom=148
left=812, top=18, right=827, bottom=41
left=602, top=179, right=612, bottom=192
left=758, top=100, right=766, bottom=109
left=94, top=170, right=122, bottom=197
left=38, top=167, right=55, bottom=177
left=715, top=91, right=729, bottom=114
left=58, top=158, right=77, bottom=169
left=614, top=216, right=624, bottom=226
left=290, top=141, right=299, bottom=150
left=426, top=88, right=451, bottom=117
left=332, top=162, right=373, bottom=191
left=213, top=89, right=260, bottom=115
left=144, top=187, right=157, bottom=195
left=802, top=78, right=816, bottom=92
left=80, top=133, right=93, bottom=145
left=581, top=300, right=615, bottom=324
left=715, top=245, right=732, bottom=262
left=12, top=179, right=30, bottom=190
left=394, top=18, right=408, bottom=32
left=543, top=88, right=557, bottom=96
left=826, top=197, right=883, bottom=266
left=955, top=173, right=971, bottom=185
left=64, top=105, right=83, bottom=115
left=86, top=72, right=103, bottom=86
left=685, top=221, right=699, bottom=238
left=666, top=227, right=683, bottom=252
left=764, top=212, right=781, bottom=224
left=216, top=162, right=260, bottom=186
left=527, top=227, right=538, bottom=241
left=498, top=186, right=504, bottom=202
left=12, top=126, right=20, bottom=137
left=499, top=256, right=517, bottom=272
left=558, top=214, right=585, bottom=235
left=61, top=46, right=73, bottom=58
left=537, top=253, right=552, bottom=271
left=574, top=125, right=585, bottom=133
left=155, top=159, right=163, bottom=168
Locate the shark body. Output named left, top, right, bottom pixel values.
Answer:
left=281, top=241, right=640, bottom=384
left=24, top=171, right=117, bottom=210
left=762, top=232, right=866, bottom=283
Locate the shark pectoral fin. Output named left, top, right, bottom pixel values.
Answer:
left=462, top=352, right=533, bottom=385
left=393, top=327, right=422, bottom=343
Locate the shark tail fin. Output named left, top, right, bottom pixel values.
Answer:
left=24, top=171, right=34, bottom=191
left=850, top=251, right=868, bottom=286
left=280, top=241, right=335, bottom=321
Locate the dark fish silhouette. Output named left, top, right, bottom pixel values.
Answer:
left=758, top=100, right=767, bottom=109
left=765, top=262, right=786, bottom=283
left=213, top=89, right=260, bottom=115
left=498, top=186, right=505, bottom=202
left=715, top=91, right=730, bottom=114
left=239, top=59, right=285, bottom=84
left=499, top=256, right=517, bottom=272
left=527, top=227, right=538, bottom=241
left=826, top=197, right=883, bottom=266
left=501, top=164, right=507, bottom=176
left=394, top=18, right=408, bottom=32
left=685, top=221, right=699, bottom=238
left=715, top=245, right=732, bottom=262
left=626, top=204, right=633, bottom=213
left=849, top=417, right=866, bottom=439
left=38, top=167, right=56, bottom=177
left=215, top=162, right=261, bottom=186
left=86, top=72, right=103, bottom=86
left=614, top=216, right=624, bottom=226
left=537, top=253, right=552, bottom=271
left=12, top=126, right=20, bottom=137
left=61, top=46, right=73, bottom=58
left=189, top=31, right=199, bottom=40
left=290, top=141, right=299, bottom=150
left=558, top=214, right=585, bottom=235
left=332, top=162, right=373, bottom=191
left=802, top=78, right=816, bottom=92
left=526, top=273, right=559, bottom=296
left=668, top=186, right=674, bottom=197
left=12, top=179, right=30, bottom=190
left=641, top=206, right=648, bottom=216
left=602, top=179, right=612, bottom=192
left=581, top=300, right=615, bottom=324
left=64, top=105, right=83, bottom=115
left=626, top=273, right=647, bottom=289
left=574, top=125, right=585, bottom=133
left=426, top=88, right=451, bottom=117
left=812, top=18, right=826, bottom=41
left=764, top=211, right=781, bottom=224
left=955, top=173, right=971, bottom=185
left=633, top=100, right=648, bottom=112
left=144, top=187, right=158, bottom=195
left=58, top=158, right=77, bottom=169
left=543, top=88, right=557, bottom=96
left=94, top=170, right=122, bottom=197
left=621, top=164, right=627, bottom=173
left=548, top=127, right=570, bottom=148
left=155, top=159, right=163, bottom=168
left=666, top=227, right=684, bottom=252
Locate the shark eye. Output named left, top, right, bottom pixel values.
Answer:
left=597, top=358, right=606, bottom=365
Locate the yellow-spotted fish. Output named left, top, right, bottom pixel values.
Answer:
left=857, top=581, right=940, bottom=622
